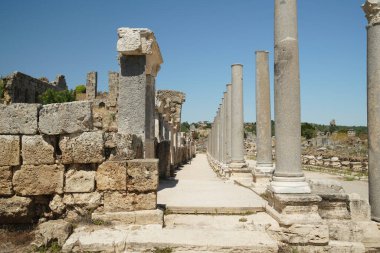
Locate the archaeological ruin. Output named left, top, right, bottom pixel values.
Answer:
left=0, top=0, right=379, bottom=252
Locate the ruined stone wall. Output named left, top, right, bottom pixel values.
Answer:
left=2, top=72, right=66, bottom=105
left=0, top=101, right=158, bottom=224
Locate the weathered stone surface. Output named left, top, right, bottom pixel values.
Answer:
left=0, top=166, right=13, bottom=195
left=349, top=193, right=371, bottom=221
left=92, top=209, right=163, bottom=225
left=49, top=194, right=65, bottom=215
left=0, top=135, right=20, bottom=166
left=63, top=192, right=102, bottom=210
left=0, top=103, right=39, bottom=134
left=65, top=166, right=95, bottom=193
left=22, top=135, right=55, bottom=165
left=103, top=191, right=156, bottom=212
left=39, top=101, right=93, bottom=135
left=33, top=219, right=73, bottom=247
left=127, top=159, right=158, bottom=192
left=13, top=164, right=64, bottom=195
left=0, top=195, right=34, bottom=223
left=104, top=132, right=140, bottom=160
left=86, top=72, right=97, bottom=100
left=274, top=224, right=329, bottom=246
left=328, top=220, right=364, bottom=242
left=96, top=161, right=127, bottom=191
left=59, top=132, right=104, bottom=164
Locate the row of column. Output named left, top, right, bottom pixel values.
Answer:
left=207, top=64, right=246, bottom=171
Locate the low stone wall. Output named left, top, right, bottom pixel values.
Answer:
left=302, top=155, right=368, bottom=174
left=0, top=101, right=158, bottom=224
left=2, top=72, right=66, bottom=105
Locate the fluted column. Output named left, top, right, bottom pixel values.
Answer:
left=268, top=0, right=310, bottom=193
left=223, top=92, right=228, bottom=164
left=230, top=64, right=246, bottom=168
left=255, top=51, right=274, bottom=174
left=363, top=0, right=380, bottom=222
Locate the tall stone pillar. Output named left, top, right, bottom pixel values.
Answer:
left=255, top=51, right=274, bottom=174
left=363, top=0, right=380, bottom=222
left=108, top=71, right=119, bottom=107
left=230, top=64, right=246, bottom=168
left=226, top=84, right=232, bottom=164
left=86, top=71, right=97, bottom=100
left=216, top=107, right=221, bottom=162
left=268, top=0, right=310, bottom=194
left=116, top=28, right=163, bottom=158
left=222, top=92, right=228, bottom=164
left=220, top=100, right=225, bottom=164
left=145, top=74, right=156, bottom=158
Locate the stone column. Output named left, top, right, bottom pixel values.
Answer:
left=145, top=74, right=156, bottom=158
left=269, top=0, right=310, bottom=193
left=220, top=100, right=225, bottom=164
left=223, top=92, right=228, bottom=164
left=86, top=71, right=97, bottom=100
left=255, top=51, right=274, bottom=174
left=363, top=0, right=380, bottom=222
left=108, top=71, right=119, bottom=107
left=226, top=84, right=232, bottom=164
left=230, top=64, right=246, bottom=168
left=116, top=28, right=163, bottom=154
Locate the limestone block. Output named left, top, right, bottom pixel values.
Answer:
left=104, top=132, right=137, bottom=160
left=33, top=219, right=73, bottom=247
left=327, top=241, right=365, bottom=253
left=278, top=224, right=329, bottom=245
left=59, top=132, right=104, bottom=164
left=0, top=166, right=13, bottom=195
left=103, top=191, right=156, bottom=212
left=92, top=209, right=163, bottom=225
left=331, top=157, right=340, bottom=162
left=65, top=166, right=95, bottom=193
left=0, top=104, right=39, bottom=134
left=349, top=193, right=371, bottom=221
left=126, top=159, right=158, bottom=192
left=0, top=135, right=20, bottom=166
left=39, top=101, right=93, bottom=135
left=0, top=195, right=34, bottom=223
left=22, top=135, right=55, bottom=165
left=96, top=161, right=127, bottom=191
left=13, top=164, right=64, bottom=195
left=328, top=220, right=364, bottom=242
left=63, top=192, right=102, bottom=210
left=49, top=194, right=65, bottom=215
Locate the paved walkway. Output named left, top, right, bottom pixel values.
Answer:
left=158, top=154, right=265, bottom=211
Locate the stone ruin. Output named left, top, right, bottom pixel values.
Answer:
left=0, top=27, right=195, bottom=236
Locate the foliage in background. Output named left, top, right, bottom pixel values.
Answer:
left=181, top=121, right=190, bottom=132
left=39, top=89, right=75, bottom=105
left=75, top=84, right=86, bottom=94
left=0, top=78, right=4, bottom=99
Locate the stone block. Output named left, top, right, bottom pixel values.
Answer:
left=0, top=166, right=13, bottom=195
left=278, top=224, right=329, bottom=246
left=0, top=104, right=39, bottom=134
left=349, top=193, right=371, bottom=221
left=92, top=209, right=163, bottom=225
left=13, top=164, right=64, bottom=195
left=104, top=132, right=136, bottom=160
left=0, top=135, right=20, bottom=166
left=33, top=219, right=73, bottom=247
left=39, top=101, right=93, bottom=135
left=126, top=159, right=158, bottom=192
left=96, top=161, right=127, bottom=191
left=0, top=196, right=34, bottom=223
left=328, top=220, right=364, bottom=242
left=103, top=191, right=156, bottom=212
left=63, top=192, right=102, bottom=210
left=65, top=165, right=95, bottom=193
left=59, top=132, right=104, bottom=164
left=22, top=135, right=55, bottom=165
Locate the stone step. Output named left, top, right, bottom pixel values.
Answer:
left=62, top=225, right=279, bottom=253
left=165, top=205, right=264, bottom=215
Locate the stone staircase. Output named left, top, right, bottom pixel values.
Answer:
left=62, top=212, right=279, bottom=252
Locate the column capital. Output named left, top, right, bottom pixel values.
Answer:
left=363, top=0, right=380, bottom=26
left=117, top=27, right=163, bottom=77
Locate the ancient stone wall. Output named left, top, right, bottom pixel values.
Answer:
left=0, top=101, right=157, bottom=224
left=2, top=72, right=66, bottom=105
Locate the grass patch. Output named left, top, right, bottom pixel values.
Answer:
left=34, top=240, right=61, bottom=253
left=239, top=217, right=248, bottom=222
left=153, top=247, right=173, bottom=253
left=91, top=219, right=111, bottom=226
left=343, top=176, right=355, bottom=181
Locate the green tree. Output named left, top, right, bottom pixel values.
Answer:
left=181, top=121, right=190, bottom=132
left=75, top=84, right=86, bottom=94
left=0, top=78, right=4, bottom=99
left=301, top=123, right=316, bottom=139
left=39, top=89, right=75, bottom=104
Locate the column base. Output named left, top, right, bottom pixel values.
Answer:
left=255, top=163, right=274, bottom=174
left=268, top=176, right=311, bottom=194
left=372, top=216, right=380, bottom=223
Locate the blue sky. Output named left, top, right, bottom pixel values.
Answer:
left=0, top=1, right=368, bottom=126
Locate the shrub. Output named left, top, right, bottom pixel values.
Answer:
left=0, top=79, right=4, bottom=98
left=75, top=85, right=86, bottom=94
left=39, top=89, right=75, bottom=105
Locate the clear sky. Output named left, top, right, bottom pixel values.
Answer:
left=0, top=1, right=368, bottom=126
